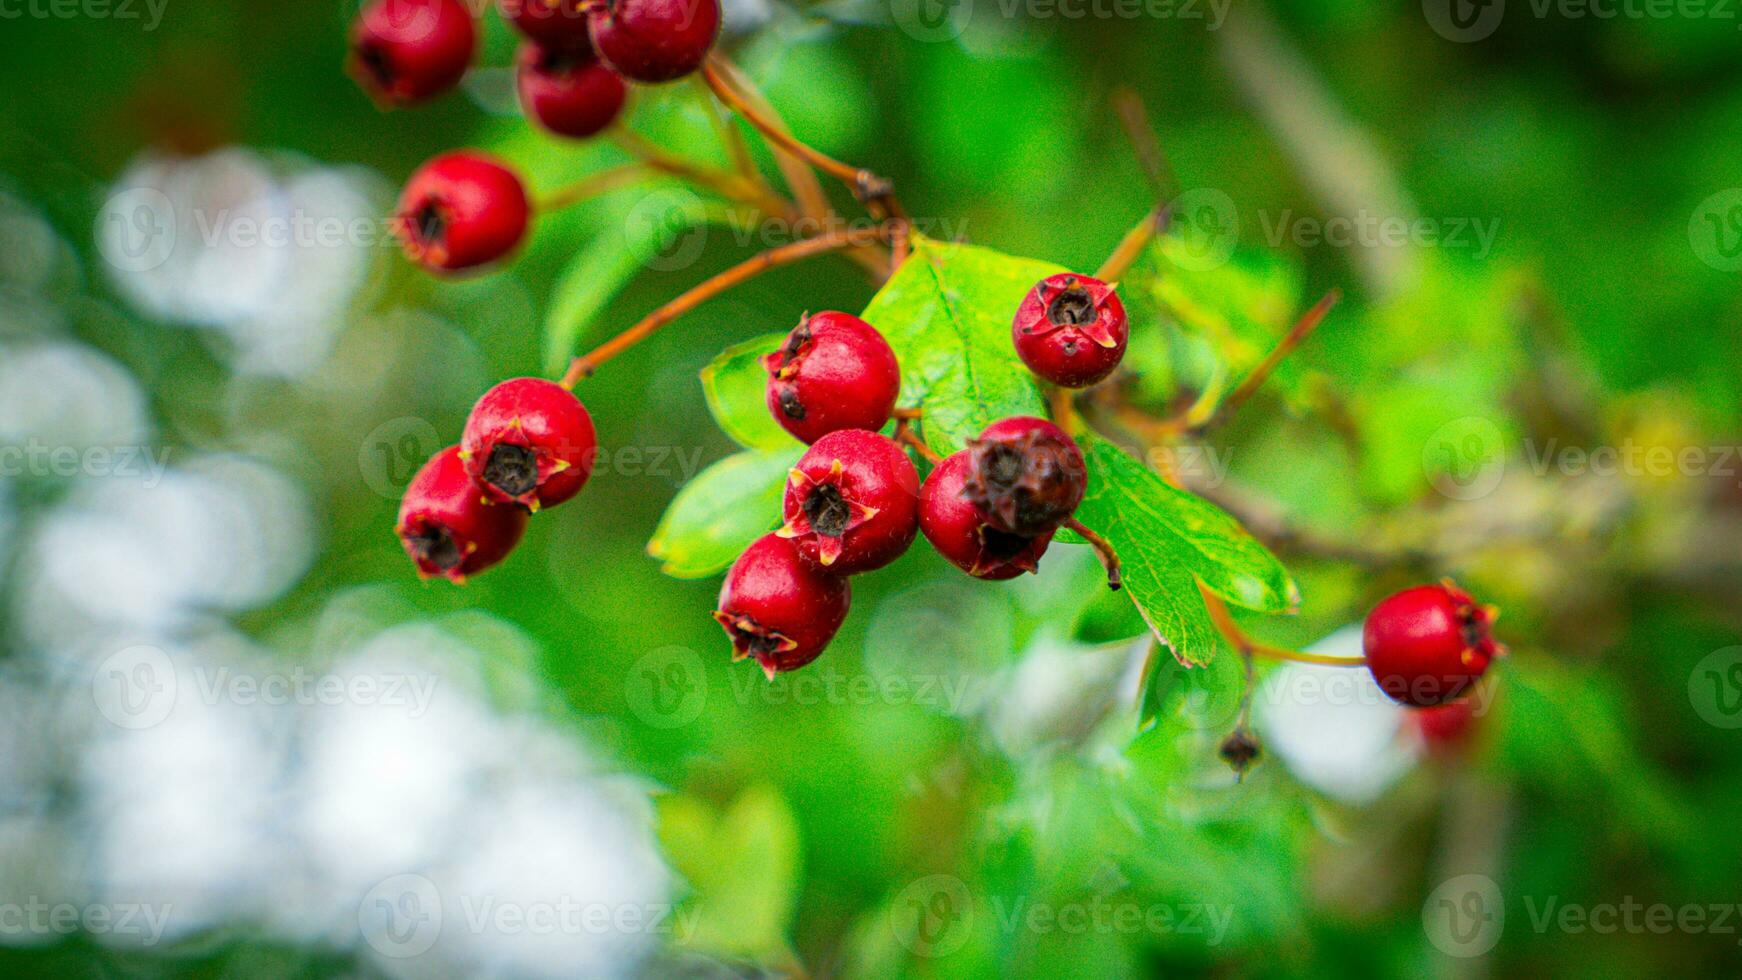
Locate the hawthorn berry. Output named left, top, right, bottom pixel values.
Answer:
left=780, top=429, right=920, bottom=574
left=395, top=151, right=531, bottom=272
left=516, top=41, right=627, bottom=140
left=1363, top=582, right=1500, bottom=706
left=460, top=377, right=598, bottom=511
left=962, top=416, right=1086, bottom=537
left=397, top=445, right=528, bottom=582
left=586, top=0, right=720, bottom=83
left=1012, top=273, right=1128, bottom=388
left=919, top=450, right=1054, bottom=580
left=349, top=0, right=477, bottom=107
left=715, top=533, right=851, bottom=679
left=499, top=0, right=592, bottom=50
left=763, top=312, right=901, bottom=445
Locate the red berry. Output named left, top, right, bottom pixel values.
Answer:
left=1363, top=582, right=1500, bottom=706
left=919, top=451, right=1053, bottom=580
left=349, top=0, right=477, bottom=107
left=516, top=42, right=626, bottom=139
left=762, top=312, right=901, bottom=445
left=395, top=151, right=531, bottom=272
left=1411, top=700, right=1480, bottom=757
left=779, top=430, right=920, bottom=574
left=961, top=416, right=1086, bottom=537
left=587, top=0, right=719, bottom=83
left=715, top=533, right=851, bottom=679
left=460, top=377, right=598, bottom=511
left=1012, top=273, right=1128, bottom=388
left=397, top=445, right=528, bottom=582
left=499, top=0, right=592, bottom=50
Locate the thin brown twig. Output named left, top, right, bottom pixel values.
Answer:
left=560, top=230, right=870, bottom=385
left=702, top=55, right=905, bottom=220
left=1064, top=518, right=1122, bottom=591
left=701, top=56, right=834, bottom=224
left=1095, top=206, right=1168, bottom=282
left=1112, top=87, right=1178, bottom=204
left=894, top=421, right=944, bottom=464
left=692, top=74, right=778, bottom=207
left=1198, top=583, right=1366, bottom=667
left=609, top=127, right=793, bottom=218
left=1210, top=288, right=1341, bottom=428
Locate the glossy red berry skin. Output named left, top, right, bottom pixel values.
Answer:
left=460, top=377, right=598, bottom=511
left=962, top=416, right=1086, bottom=537
left=1012, top=273, right=1128, bottom=388
left=516, top=41, right=626, bottom=139
left=349, top=0, right=477, bottom=107
left=1364, top=582, right=1499, bottom=706
left=780, top=430, right=920, bottom=575
left=395, top=152, right=530, bottom=273
left=763, top=312, right=901, bottom=446
left=715, top=533, right=851, bottom=679
left=587, top=0, right=720, bottom=83
left=398, top=445, right=528, bottom=582
left=499, top=0, right=592, bottom=50
left=920, top=451, right=1054, bottom=580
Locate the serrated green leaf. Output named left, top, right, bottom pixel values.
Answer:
left=1074, top=431, right=1299, bottom=665
left=647, top=447, right=800, bottom=578
left=700, top=332, right=799, bottom=450
left=860, top=235, right=1050, bottom=455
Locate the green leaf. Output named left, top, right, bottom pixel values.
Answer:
left=1073, top=431, right=1299, bottom=666
left=700, top=332, right=799, bottom=450
left=659, top=784, right=802, bottom=960
left=860, top=235, right=1050, bottom=455
left=647, top=447, right=801, bottom=578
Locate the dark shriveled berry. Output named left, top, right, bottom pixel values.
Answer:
left=1363, top=581, right=1500, bottom=706
left=763, top=312, right=901, bottom=445
left=350, top=0, right=477, bottom=107
left=460, top=377, right=598, bottom=511
left=516, top=41, right=626, bottom=140
left=587, top=0, right=720, bottom=83
left=395, top=152, right=530, bottom=272
left=397, top=445, right=528, bottom=582
left=1012, top=273, right=1129, bottom=388
left=919, top=451, right=1053, bottom=580
left=715, top=533, right=851, bottom=679
left=961, top=416, right=1086, bottom=537
left=780, top=429, right=920, bottom=574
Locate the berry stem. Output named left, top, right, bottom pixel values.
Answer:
left=893, top=419, right=943, bottom=464
left=1064, top=518, right=1122, bottom=591
left=1095, top=206, right=1168, bottom=282
left=1112, top=87, right=1179, bottom=206
left=691, top=73, right=770, bottom=201
left=535, top=162, right=654, bottom=212
left=1198, top=583, right=1366, bottom=667
left=696, top=57, right=835, bottom=224
left=608, top=127, right=794, bottom=218
left=1207, top=289, right=1341, bottom=429
left=561, top=230, right=870, bottom=385
left=702, top=55, right=906, bottom=221
left=891, top=406, right=924, bottom=421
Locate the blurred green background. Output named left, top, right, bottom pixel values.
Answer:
left=0, top=0, right=1740, bottom=977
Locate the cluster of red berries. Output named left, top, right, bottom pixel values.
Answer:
left=714, top=275, right=1117, bottom=679
left=396, top=377, right=599, bottom=582
left=1362, top=581, right=1499, bottom=711
left=351, top=0, right=721, bottom=271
